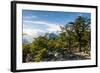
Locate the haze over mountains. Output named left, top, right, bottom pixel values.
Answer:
left=22, top=32, right=59, bottom=44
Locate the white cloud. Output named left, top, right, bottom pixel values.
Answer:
left=23, top=28, right=47, bottom=42
left=23, top=20, right=63, bottom=42
left=23, top=20, right=48, bottom=25
left=23, top=15, right=37, bottom=19
left=23, top=28, right=45, bottom=37
left=46, top=23, right=62, bottom=32
left=23, top=20, right=62, bottom=33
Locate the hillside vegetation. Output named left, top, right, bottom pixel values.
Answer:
left=23, top=16, right=91, bottom=63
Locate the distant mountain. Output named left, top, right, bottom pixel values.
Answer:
left=48, top=33, right=58, bottom=39
left=22, top=34, right=34, bottom=44
left=22, top=38, right=29, bottom=44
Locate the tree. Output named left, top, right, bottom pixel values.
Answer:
left=60, top=23, right=75, bottom=53
left=68, top=16, right=91, bottom=52
left=22, top=44, right=31, bottom=62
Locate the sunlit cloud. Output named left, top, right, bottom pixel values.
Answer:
left=23, top=19, right=62, bottom=43
left=23, top=28, right=46, bottom=42
left=23, top=20, right=62, bottom=33
left=23, top=28, right=46, bottom=36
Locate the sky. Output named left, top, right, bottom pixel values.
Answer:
left=22, top=10, right=91, bottom=43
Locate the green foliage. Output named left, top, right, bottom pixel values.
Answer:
left=22, top=44, right=31, bottom=62
left=23, top=44, right=31, bottom=54
left=34, top=48, right=47, bottom=62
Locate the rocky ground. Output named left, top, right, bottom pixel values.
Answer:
left=24, top=51, right=90, bottom=63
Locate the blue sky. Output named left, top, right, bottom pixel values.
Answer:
left=22, top=10, right=91, bottom=42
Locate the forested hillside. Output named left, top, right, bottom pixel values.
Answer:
left=22, top=16, right=91, bottom=63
